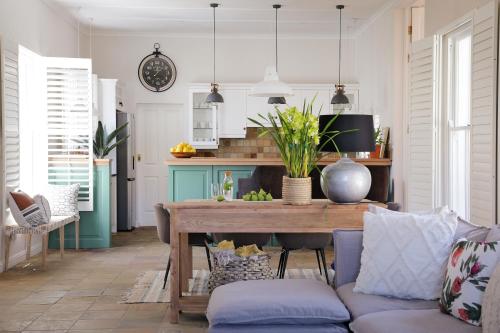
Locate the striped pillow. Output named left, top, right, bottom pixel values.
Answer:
left=8, top=191, right=48, bottom=228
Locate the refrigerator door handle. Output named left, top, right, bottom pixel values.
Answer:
left=127, top=178, right=135, bottom=181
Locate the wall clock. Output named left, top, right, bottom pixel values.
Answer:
left=138, top=43, right=177, bottom=92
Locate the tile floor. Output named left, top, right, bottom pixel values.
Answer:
left=0, top=228, right=333, bottom=332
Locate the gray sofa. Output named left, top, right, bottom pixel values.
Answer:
left=207, top=221, right=497, bottom=333
left=333, top=227, right=488, bottom=333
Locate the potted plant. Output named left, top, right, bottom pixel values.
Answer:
left=93, top=120, right=129, bottom=161
left=248, top=97, right=343, bottom=205
left=370, top=126, right=384, bottom=159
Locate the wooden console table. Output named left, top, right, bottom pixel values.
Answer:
left=164, top=199, right=378, bottom=323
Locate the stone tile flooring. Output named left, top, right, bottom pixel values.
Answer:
left=0, top=228, right=333, bottom=332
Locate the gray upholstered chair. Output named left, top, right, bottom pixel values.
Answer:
left=154, top=203, right=212, bottom=289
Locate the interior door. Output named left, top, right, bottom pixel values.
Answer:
left=136, top=103, right=183, bottom=227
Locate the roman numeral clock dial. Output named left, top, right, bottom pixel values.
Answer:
left=138, top=43, right=177, bottom=92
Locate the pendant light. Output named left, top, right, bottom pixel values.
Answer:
left=268, top=4, right=287, bottom=105
left=331, top=5, right=350, bottom=106
left=249, top=4, right=292, bottom=98
left=206, top=3, right=224, bottom=104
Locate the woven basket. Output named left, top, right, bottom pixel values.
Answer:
left=208, top=250, right=274, bottom=293
left=282, top=176, right=312, bottom=205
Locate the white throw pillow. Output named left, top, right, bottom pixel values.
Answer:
left=354, top=208, right=458, bottom=300
left=33, top=194, right=51, bottom=222
left=46, top=184, right=80, bottom=217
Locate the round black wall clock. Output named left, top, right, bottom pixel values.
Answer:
left=138, top=43, right=177, bottom=92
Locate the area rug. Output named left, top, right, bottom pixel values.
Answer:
left=122, top=268, right=334, bottom=304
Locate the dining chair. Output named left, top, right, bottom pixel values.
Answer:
left=154, top=203, right=212, bottom=289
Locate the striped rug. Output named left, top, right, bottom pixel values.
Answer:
left=122, top=268, right=334, bottom=304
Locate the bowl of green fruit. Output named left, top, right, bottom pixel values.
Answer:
left=242, top=189, right=273, bottom=202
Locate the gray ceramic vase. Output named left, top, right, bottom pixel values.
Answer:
left=320, top=158, right=372, bottom=204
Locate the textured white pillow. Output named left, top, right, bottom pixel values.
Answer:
left=354, top=209, right=458, bottom=300
left=46, top=184, right=80, bottom=216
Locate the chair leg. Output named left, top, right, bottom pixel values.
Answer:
left=277, top=248, right=285, bottom=277
left=319, top=248, right=330, bottom=285
left=163, top=256, right=171, bottom=289
left=26, top=234, right=32, bottom=260
left=4, top=234, right=11, bottom=272
left=204, top=245, right=212, bottom=272
left=280, top=249, right=290, bottom=279
left=315, top=249, right=322, bottom=276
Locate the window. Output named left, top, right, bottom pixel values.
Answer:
left=17, top=47, right=94, bottom=211
left=442, top=24, right=472, bottom=219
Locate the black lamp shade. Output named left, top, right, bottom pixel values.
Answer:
left=268, top=96, right=286, bottom=104
left=319, top=114, right=375, bottom=152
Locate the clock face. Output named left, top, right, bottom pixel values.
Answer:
left=138, top=54, right=177, bottom=92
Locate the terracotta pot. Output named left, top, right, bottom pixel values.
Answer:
left=282, top=176, right=312, bottom=205
left=370, top=145, right=382, bottom=159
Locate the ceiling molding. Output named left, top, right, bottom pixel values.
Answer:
left=89, top=31, right=356, bottom=40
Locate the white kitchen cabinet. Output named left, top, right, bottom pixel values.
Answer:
left=289, top=87, right=331, bottom=115
left=246, top=94, right=277, bottom=127
left=218, top=88, right=247, bottom=138
left=188, top=87, right=218, bottom=149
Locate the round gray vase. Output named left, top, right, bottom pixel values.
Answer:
left=320, top=158, right=372, bottom=204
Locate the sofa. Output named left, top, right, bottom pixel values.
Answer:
left=206, top=220, right=499, bottom=333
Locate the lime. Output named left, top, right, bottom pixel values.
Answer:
left=216, top=195, right=225, bottom=202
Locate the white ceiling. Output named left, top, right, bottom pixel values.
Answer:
left=46, top=0, right=396, bottom=38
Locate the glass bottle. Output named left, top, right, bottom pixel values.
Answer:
left=223, top=171, right=234, bottom=201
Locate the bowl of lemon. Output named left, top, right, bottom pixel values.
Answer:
left=170, top=142, right=196, bottom=158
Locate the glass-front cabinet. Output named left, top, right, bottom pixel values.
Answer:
left=188, top=87, right=218, bottom=149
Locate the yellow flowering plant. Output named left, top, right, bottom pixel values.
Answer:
left=248, top=96, right=346, bottom=178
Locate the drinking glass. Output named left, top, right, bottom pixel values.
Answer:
left=211, top=183, right=223, bottom=199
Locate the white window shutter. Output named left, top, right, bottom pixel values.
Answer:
left=407, top=37, right=437, bottom=212
left=1, top=39, right=20, bottom=191
left=470, top=1, right=498, bottom=226
left=43, top=57, right=93, bottom=211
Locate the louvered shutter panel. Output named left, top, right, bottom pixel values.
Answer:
left=470, top=1, right=498, bottom=226
left=1, top=39, right=20, bottom=191
left=44, top=57, right=93, bottom=211
left=407, top=37, right=436, bottom=212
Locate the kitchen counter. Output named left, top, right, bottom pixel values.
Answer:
left=165, top=157, right=392, bottom=166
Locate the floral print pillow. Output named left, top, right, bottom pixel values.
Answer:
left=439, top=239, right=499, bottom=326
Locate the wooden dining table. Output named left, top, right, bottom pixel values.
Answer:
left=164, top=199, right=381, bottom=323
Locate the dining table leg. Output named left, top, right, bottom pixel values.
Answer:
left=180, top=233, right=190, bottom=293
left=169, top=208, right=180, bottom=324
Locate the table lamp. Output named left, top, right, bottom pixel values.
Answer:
left=318, top=114, right=375, bottom=204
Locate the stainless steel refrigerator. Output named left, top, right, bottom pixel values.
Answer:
left=116, top=111, right=136, bottom=231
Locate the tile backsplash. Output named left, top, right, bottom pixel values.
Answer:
left=200, top=128, right=280, bottom=158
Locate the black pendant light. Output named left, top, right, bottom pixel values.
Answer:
left=331, top=4, right=350, bottom=106
left=268, top=4, right=287, bottom=105
left=206, top=3, right=224, bottom=104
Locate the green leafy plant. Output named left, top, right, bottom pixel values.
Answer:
left=93, top=120, right=129, bottom=159
left=248, top=96, right=351, bottom=178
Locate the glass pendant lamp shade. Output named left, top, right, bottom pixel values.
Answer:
left=206, top=83, right=224, bottom=103
left=331, top=84, right=349, bottom=105
left=268, top=96, right=286, bottom=104
left=250, top=65, right=293, bottom=97
left=206, top=3, right=223, bottom=104
left=331, top=4, right=350, bottom=107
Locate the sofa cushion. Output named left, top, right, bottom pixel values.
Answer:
left=208, top=324, right=348, bottom=333
left=354, top=209, right=458, bottom=300
left=482, top=265, right=500, bottom=333
left=456, top=217, right=491, bottom=242
left=439, top=239, right=499, bottom=326
left=350, top=309, right=481, bottom=333
left=207, top=279, right=350, bottom=327
left=336, top=282, right=437, bottom=320
left=485, top=225, right=500, bottom=242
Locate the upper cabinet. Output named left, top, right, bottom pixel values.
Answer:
left=188, top=87, right=218, bottom=149
left=188, top=83, right=359, bottom=147
left=218, top=87, right=247, bottom=138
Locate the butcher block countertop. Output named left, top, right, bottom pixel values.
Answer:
left=165, top=157, right=392, bottom=166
